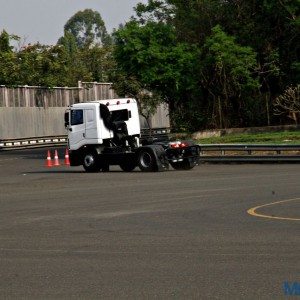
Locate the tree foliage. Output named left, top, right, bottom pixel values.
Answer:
left=0, top=2, right=299, bottom=131
left=112, top=20, right=199, bottom=129
left=200, top=25, right=260, bottom=128
left=63, top=9, right=111, bottom=48
left=110, top=72, right=163, bottom=130
left=113, top=0, right=300, bottom=130
left=0, top=30, right=17, bottom=53
left=0, top=10, right=114, bottom=87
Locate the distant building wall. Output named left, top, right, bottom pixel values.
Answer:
left=0, top=82, right=169, bottom=139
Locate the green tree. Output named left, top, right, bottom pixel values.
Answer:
left=57, top=9, right=114, bottom=85
left=0, top=30, right=14, bottom=52
left=0, top=51, right=19, bottom=85
left=113, top=20, right=199, bottom=130
left=16, top=44, right=60, bottom=86
left=63, top=9, right=111, bottom=48
left=57, top=31, right=78, bottom=57
left=0, top=30, right=20, bottom=85
left=57, top=32, right=93, bottom=86
left=130, top=0, right=300, bottom=129
left=111, top=71, right=163, bottom=131
left=200, top=25, right=260, bottom=128
left=216, top=0, right=299, bottom=125
left=80, top=45, right=115, bottom=82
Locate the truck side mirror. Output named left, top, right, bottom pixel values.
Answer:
left=64, top=111, right=69, bottom=128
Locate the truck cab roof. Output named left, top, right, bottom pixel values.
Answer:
left=70, top=98, right=137, bottom=108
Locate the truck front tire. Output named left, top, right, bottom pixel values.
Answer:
left=83, top=151, right=101, bottom=172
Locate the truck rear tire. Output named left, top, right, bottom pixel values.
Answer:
left=138, top=149, right=157, bottom=172
left=83, top=151, right=101, bottom=172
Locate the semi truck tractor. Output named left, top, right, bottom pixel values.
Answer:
left=64, top=98, right=200, bottom=172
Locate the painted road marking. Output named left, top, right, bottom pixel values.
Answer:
left=247, top=198, right=300, bottom=221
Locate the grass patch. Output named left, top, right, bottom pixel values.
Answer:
left=197, top=131, right=300, bottom=144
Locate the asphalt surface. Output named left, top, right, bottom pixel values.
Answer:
left=0, top=148, right=299, bottom=299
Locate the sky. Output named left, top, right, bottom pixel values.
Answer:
left=0, top=0, right=148, bottom=46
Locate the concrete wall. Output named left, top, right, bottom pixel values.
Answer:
left=0, top=107, right=66, bottom=139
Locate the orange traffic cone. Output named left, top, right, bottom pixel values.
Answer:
left=45, top=150, right=52, bottom=167
left=64, top=148, right=70, bottom=166
left=53, top=149, right=60, bottom=166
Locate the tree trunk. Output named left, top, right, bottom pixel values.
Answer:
left=218, top=96, right=223, bottom=128
left=266, top=93, right=270, bottom=126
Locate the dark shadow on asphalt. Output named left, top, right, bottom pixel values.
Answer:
left=24, top=170, right=85, bottom=174
left=24, top=170, right=142, bottom=174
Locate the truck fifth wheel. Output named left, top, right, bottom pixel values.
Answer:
left=64, top=98, right=200, bottom=172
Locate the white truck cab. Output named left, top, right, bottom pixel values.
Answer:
left=66, top=98, right=140, bottom=151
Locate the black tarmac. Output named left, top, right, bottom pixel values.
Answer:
left=0, top=148, right=299, bottom=299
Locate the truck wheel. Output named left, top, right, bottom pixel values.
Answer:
left=83, top=151, right=100, bottom=172
left=170, top=159, right=195, bottom=170
left=138, top=149, right=157, bottom=172
left=120, top=162, right=136, bottom=172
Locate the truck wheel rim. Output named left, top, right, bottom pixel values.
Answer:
left=140, top=152, right=152, bottom=168
left=84, top=155, right=94, bottom=167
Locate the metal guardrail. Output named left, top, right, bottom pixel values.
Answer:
left=2, top=135, right=300, bottom=163
left=198, top=144, right=300, bottom=162
left=199, top=155, right=300, bottom=163
left=0, top=136, right=68, bottom=150
left=199, top=144, right=300, bottom=154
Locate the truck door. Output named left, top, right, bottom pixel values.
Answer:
left=85, top=109, right=97, bottom=139
left=69, top=109, right=85, bottom=150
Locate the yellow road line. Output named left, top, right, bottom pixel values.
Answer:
left=247, top=198, right=300, bottom=221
